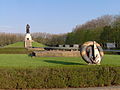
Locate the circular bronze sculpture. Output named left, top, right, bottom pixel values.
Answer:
left=80, top=41, right=104, bottom=65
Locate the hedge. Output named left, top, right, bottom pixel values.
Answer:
left=104, top=51, right=120, bottom=55
left=0, top=66, right=120, bottom=89
left=0, top=48, right=31, bottom=54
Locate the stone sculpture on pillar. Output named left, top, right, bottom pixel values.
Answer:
left=25, top=24, right=32, bottom=48
left=26, top=24, right=30, bottom=33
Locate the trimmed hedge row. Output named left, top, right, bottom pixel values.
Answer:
left=104, top=51, right=119, bottom=55
left=0, top=66, right=120, bottom=89
left=0, top=48, right=31, bottom=54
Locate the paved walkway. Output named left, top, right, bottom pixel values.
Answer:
left=42, top=86, right=120, bottom=90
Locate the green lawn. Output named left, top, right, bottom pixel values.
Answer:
left=4, top=41, right=47, bottom=48
left=32, top=41, right=47, bottom=47
left=0, top=54, right=119, bottom=68
left=4, top=42, right=24, bottom=48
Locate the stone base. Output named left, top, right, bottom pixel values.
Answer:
left=24, top=33, right=32, bottom=48
left=25, top=40, right=32, bottom=48
left=33, top=51, right=80, bottom=57
left=28, top=47, right=45, bottom=51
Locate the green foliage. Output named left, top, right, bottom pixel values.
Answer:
left=65, top=32, right=76, bottom=44
left=65, top=15, right=120, bottom=47
left=66, top=27, right=103, bottom=45
left=0, top=66, right=119, bottom=89
left=100, top=26, right=112, bottom=43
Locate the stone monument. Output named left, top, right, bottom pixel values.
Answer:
left=24, top=24, right=32, bottom=48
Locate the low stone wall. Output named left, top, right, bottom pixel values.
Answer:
left=28, top=48, right=45, bottom=51
left=33, top=50, right=80, bottom=57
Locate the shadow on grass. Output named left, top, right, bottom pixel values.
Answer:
left=44, top=60, right=86, bottom=65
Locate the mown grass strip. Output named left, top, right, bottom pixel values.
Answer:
left=0, top=54, right=120, bottom=68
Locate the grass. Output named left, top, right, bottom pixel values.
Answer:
left=0, top=54, right=119, bottom=68
left=4, top=41, right=47, bottom=48
left=4, top=42, right=24, bottom=48
left=32, top=41, right=47, bottom=47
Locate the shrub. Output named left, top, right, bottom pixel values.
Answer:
left=0, top=66, right=119, bottom=89
left=0, top=48, right=31, bottom=54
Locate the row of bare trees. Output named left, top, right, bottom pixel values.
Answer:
left=0, top=33, right=24, bottom=46
left=0, top=32, right=67, bottom=47
left=32, top=33, right=66, bottom=46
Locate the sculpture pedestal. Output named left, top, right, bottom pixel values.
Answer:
left=25, top=33, right=32, bottom=48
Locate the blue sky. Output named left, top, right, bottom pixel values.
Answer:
left=0, top=0, right=120, bottom=34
